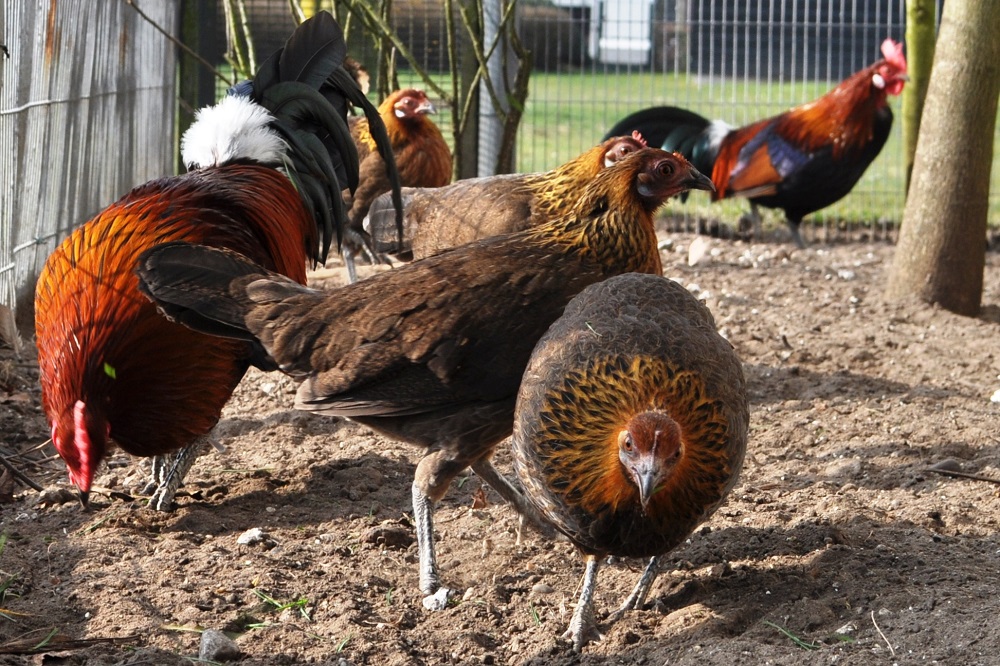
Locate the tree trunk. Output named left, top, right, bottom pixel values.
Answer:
left=885, top=0, right=1000, bottom=316
left=902, top=0, right=935, bottom=192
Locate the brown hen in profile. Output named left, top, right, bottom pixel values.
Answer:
left=135, top=148, right=714, bottom=608
left=512, top=272, right=748, bottom=650
left=364, top=132, right=648, bottom=260
left=344, top=88, right=452, bottom=279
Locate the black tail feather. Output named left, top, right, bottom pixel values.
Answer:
left=136, top=242, right=277, bottom=342
left=242, top=11, right=404, bottom=263
left=365, top=189, right=415, bottom=255
left=605, top=106, right=711, bottom=148
left=606, top=106, right=720, bottom=201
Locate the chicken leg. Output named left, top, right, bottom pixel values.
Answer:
left=565, top=554, right=605, bottom=651
left=143, top=433, right=214, bottom=511
left=607, top=556, right=660, bottom=622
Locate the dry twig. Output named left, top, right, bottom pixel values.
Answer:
left=926, top=467, right=1000, bottom=485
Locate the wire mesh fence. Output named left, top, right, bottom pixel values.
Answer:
left=272, top=0, right=997, bottom=242
left=0, top=0, right=180, bottom=338
left=195, top=0, right=999, bottom=243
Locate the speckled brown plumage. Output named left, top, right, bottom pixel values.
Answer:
left=137, top=148, right=715, bottom=603
left=364, top=133, right=647, bottom=260
left=512, top=272, right=748, bottom=649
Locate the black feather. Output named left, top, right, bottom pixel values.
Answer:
left=277, top=12, right=347, bottom=89
left=243, top=12, right=404, bottom=261
left=604, top=106, right=711, bottom=151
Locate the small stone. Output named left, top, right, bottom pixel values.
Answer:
left=531, top=582, right=555, bottom=595
left=236, top=528, right=267, bottom=546
left=199, top=629, right=242, bottom=662
left=687, top=237, right=711, bottom=266
left=36, top=488, right=78, bottom=507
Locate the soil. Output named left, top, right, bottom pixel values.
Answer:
left=2, top=230, right=999, bottom=666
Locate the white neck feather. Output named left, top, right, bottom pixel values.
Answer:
left=706, top=120, right=733, bottom=151
left=180, top=96, right=288, bottom=170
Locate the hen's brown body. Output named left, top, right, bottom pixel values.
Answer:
left=136, top=148, right=714, bottom=604
left=34, top=13, right=399, bottom=509
left=513, top=272, right=748, bottom=650
left=365, top=133, right=647, bottom=260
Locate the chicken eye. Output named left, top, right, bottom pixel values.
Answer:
left=618, top=431, right=635, bottom=452
left=657, top=162, right=675, bottom=176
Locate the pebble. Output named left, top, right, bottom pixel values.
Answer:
left=531, top=582, right=555, bottom=595
left=236, top=528, right=267, bottom=546
left=199, top=629, right=242, bottom=662
left=687, top=237, right=711, bottom=266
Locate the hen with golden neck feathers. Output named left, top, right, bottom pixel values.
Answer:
left=513, top=272, right=748, bottom=650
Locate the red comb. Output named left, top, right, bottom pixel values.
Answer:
left=881, top=38, right=907, bottom=73
left=631, top=130, right=648, bottom=148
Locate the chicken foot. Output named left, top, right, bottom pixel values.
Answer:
left=607, top=555, right=660, bottom=622
left=143, top=434, right=213, bottom=511
left=564, top=554, right=605, bottom=651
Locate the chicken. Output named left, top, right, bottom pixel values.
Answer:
left=343, top=87, right=452, bottom=279
left=605, top=38, right=908, bottom=247
left=511, top=272, right=749, bottom=650
left=134, top=148, right=715, bottom=605
left=33, top=12, right=400, bottom=510
left=364, top=131, right=648, bottom=260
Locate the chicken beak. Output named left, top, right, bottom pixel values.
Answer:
left=78, top=489, right=90, bottom=509
left=416, top=100, right=437, bottom=115
left=686, top=168, right=716, bottom=193
left=634, top=458, right=662, bottom=511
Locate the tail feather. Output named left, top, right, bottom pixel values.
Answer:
left=252, top=12, right=404, bottom=262
left=261, top=81, right=356, bottom=259
left=183, top=12, right=405, bottom=266
left=604, top=106, right=712, bottom=153
left=135, top=242, right=291, bottom=344
left=365, top=189, right=415, bottom=255
left=253, top=12, right=347, bottom=93
left=606, top=106, right=723, bottom=201
left=332, top=66, right=405, bottom=248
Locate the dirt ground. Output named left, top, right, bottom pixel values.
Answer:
left=2, top=228, right=999, bottom=666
